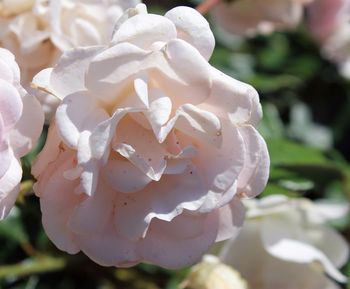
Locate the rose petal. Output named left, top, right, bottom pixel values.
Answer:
left=50, top=46, right=103, bottom=99
left=113, top=166, right=207, bottom=241
left=261, top=216, right=348, bottom=283
left=0, top=157, right=21, bottom=220
left=165, top=6, right=215, bottom=60
left=68, top=181, right=115, bottom=235
left=237, top=125, right=270, bottom=198
left=9, top=92, right=44, bottom=157
left=216, top=197, right=245, bottom=242
left=104, top=157, right=152, bottom=193
left=140, top=211, right=219, bottom=269
left=113, top=13, right=177, bottom=49
left=199, top=67, right=262, bottom=126
left=38, top=151, right=81, bottom=254
left=0, top=79, right=23, bottom=129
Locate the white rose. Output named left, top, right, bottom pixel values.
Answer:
left=220, top=195, right=349, bottom=289
left=32, top=4, right=269, bottom=268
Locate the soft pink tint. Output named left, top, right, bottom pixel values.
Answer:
left=0, top=48, right=44, bottom=220
left=32, top=4, right=269, bottom=269
left=307, top=0, right=350, bottom=77
left=307, top=0, right=347, bottom=41
left=212, top=0, right=314, bottom=37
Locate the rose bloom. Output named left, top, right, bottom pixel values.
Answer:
left=32, top=4, right=269, bottom=268
left=181, top=255, right=248, bottom=289
left=307, top=0, right=350, bottom=78
left=0, top=48, right=43, bottom=219
left=219, top=195, right=349, bottom=289
left=211, top=0, right=314, bottom=37
left=0, top=0, right=139, bottom=119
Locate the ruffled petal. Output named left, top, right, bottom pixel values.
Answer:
left=140, top=212, right=219, bottom=269
left=199, top=68, right=262, bottom=126
left=113, top=13, right=177, bottom=49
left=55, top=91, right=101, bottom=148
left=182, top=120, right=244, bottom=212
left=165, top=6, right=215, bottom=60
left=113, top=166, right=207, bottom=241
left=50, top=46, right=103, bottom=99
left=237, top=125, right=270, bottom=198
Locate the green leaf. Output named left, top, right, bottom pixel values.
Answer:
left=0, top=208, right=28, bottom=244
left=267, top=139, right=330, bottom=166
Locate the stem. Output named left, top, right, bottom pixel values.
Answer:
left=196, top=0, right=221, bottom=15
left=0, top=256, right=66, bottom=279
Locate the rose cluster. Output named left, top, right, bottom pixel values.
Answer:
left=31, top=4, right=269, bottom=268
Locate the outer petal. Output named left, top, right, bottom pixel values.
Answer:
left=199, top=68, right=262, bottom=126
left=140, top=212, right=219, bottom=269
left=77, top=221, right=140, bottom=267
left=165, top=6, right=215, bottom=61
left=113, top=167, right=207, bottom=241
left=38, top=151, right=81, bottom=254
left=9, top=92, right=44, bottom=157
left=31, top=122, right=61, bottom=179
left=185, top=120, right=245, bottom=212
left=215, top=197, right=245, bottom=242
left=68, top=181, right=115, bottom=235
left=237, top=126, right=270, bottom=198
left=0, top=79, right=23, bottom=129
left=0, top=157, right=21, bottom=220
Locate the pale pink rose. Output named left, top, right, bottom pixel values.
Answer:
left=219, top=195, right=349, bottom=289
left=307, top=0, right=350, bottom=78
left=32, top=4, right=269, bottom=268
left=307, top=0, right=346, bottom=41
left=212, top=0, right=314, bottom=37
left=0, top=48, right=44, bottom=220
left=0, top=0, right=140, bottom=120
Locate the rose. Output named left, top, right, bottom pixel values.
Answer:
left=49, top=0, right=141, bottom=51
left=0, top=0, right=35, bottom=17
left=32, top=4, right=269, bottom=268
left=211, top=0, right=313, bottom=37
left=0, top=48, right=44, bottom=220
left=181, top=255, right=248, bottom=289
left=307, top=0, right=350, bottom=78
left=307, top=0, right=346, bottom=41
left=0, top=0, right=140, bottom=120
left=219, top=195, right=349, bottom=289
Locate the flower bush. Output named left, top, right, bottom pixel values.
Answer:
left=32, top=4, right=269, bottom=268
left=0, top=48, right=43, bottom=220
